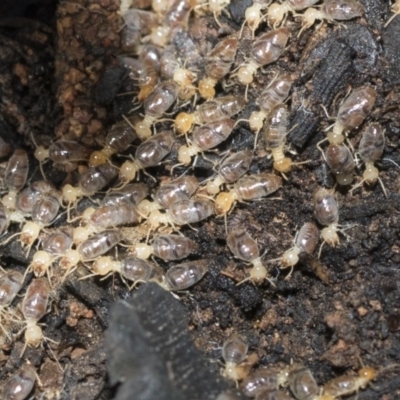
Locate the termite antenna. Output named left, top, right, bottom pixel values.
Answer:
left=236, top=276, right=253, bottom=286
left=30, top=131, right=49, bottom=179
left=1, top=231, right=21, bottom=246
left=384, top=2, right=400, bottom=28
left=224, top=213, right=228, bottom=237
left=382, top=158, right=400, bottom=168
left=44, top=337, right=63, bottom=372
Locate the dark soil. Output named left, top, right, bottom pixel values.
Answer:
left=0, top=0, right=399, bottom=399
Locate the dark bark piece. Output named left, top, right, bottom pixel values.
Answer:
left=289, top=25, right=378, bottom=149
left=381, top=17, right=400, bottom=84
left=360, top=0, right=389, bottom=30
left=106, top=283, right=230, bottom=400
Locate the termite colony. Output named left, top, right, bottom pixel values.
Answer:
left=223, top=355, right=383, bottom=400
left=0, top=0, right=399, bottom=397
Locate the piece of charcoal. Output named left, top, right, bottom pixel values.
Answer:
left=289, top=25, right=378, bottom=149
left=106, top=283, right=231, bottom=400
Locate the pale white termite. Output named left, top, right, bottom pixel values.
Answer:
left=221, top=335, right=249, bottom=381
left=42, top=230, right=73, bottom=256
left=322, top=366, right=378, bottom=398
left=21, top=278, right=51, bottom=352
left=130, top=234, right=196, bottom=261
left=152, top=0, right=170, bottom=17
left=198, top=36, right=239, bottom=100
left=25, top=250, right=58, bottom=282
left=175, top=95, right=246, bottom=135
left=160, top=260, right=208, bottom=291
left=196, top=0, right=231, bottom=27
left=119, top=132, right=174, bottom=182
left=1, top=363, right=37, bottom=400
left=89, top=203, right=142, bottom=230
left=120, top=9, right=159, bottom=53
left=4, top=186, right=62, bottom=254
left=84, top=256, right=162, bottom=289
left=59, top=230, right=123, bottom=277
left=137, top=176, right=199, bottom=217
left=263, top=104, right=298, bottom=173
left=174, top=67, right=198, bottom=102
left=149, top=0, right=195, bottom=47
left=16, top=180, right=55, bottom=214
left=102, top=183, right=149, bottom=207
left=318, top=87, right=376, bottom=183
left=240, top=0, right=273, bottom=37
left=0, top=270, right=24, bottom=338
left=325, top=86, right=377, bottom=145
left=278, top=222, right=319, bottom=278
left=140, top=44, right=162, bottom=98
left=72, top=203, right=141, bottom=245
left=215, top=173, right=282, bottom=215
left=125, top=44, right=160, bottom=102
left=27, top=231, right=71, bottom=281
left=160, top=45, right=180, bottom=80
left=2, top=149, right=29, bottom=210
left=324, top=144, right=355, bottom=186
left=206, top=150, right=253, bottom=195
left=76, top=230, right=122, bottom=262
left=351, top=123, right=386, bottom=196
left=178, top=118, right=236, bottom=166
left=118, top=55, right=143, bottom=82
left=34, top=140, right=91, bottom=170
left=155, top=176, right=199, bottom=209
left=147, top=198, right=214, bottom=230
left=287, top=364, right=335, bottom=400
left=16, top=185, right=40, bottom=215
left=267, top=0, right=320, bottom=28
left=240, top=366, right=291, bottom=397
left=249, top=73, right=293, bottom=133
left=62, top=163, right=118, bottom=205
left=313, top=188, right=343, bottom=252
left=134, top=81, right=180, bottom=139
left=159, top=46, right=198, bottom=101
left=313, top=188, right=339, bottom=242
left=298, top=0, right=364, bottom=34
left=227, top=230, right=271, bottom=285
left=89, top=120, right=138, bottom=167
left=236, top=28, right=290, bottom=89
left=6, top=184, right=55, bottom=241
left=19, top=189, right=62, bottom=251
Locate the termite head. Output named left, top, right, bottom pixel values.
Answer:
left=273, top=157, right=292, bottom=173
left=175, top=112, right=195, bottom=134
left=25, top=323, right=43, bottom=348
left=363, top=164, right=379, bottom=185
left=321, top=226, right=339, bottom=247
left=281, top=247, right=300, bottom=268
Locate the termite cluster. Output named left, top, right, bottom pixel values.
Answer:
left=218, top=333, right=398, bottom=400
left=0, top=0, right=398, bottom=397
